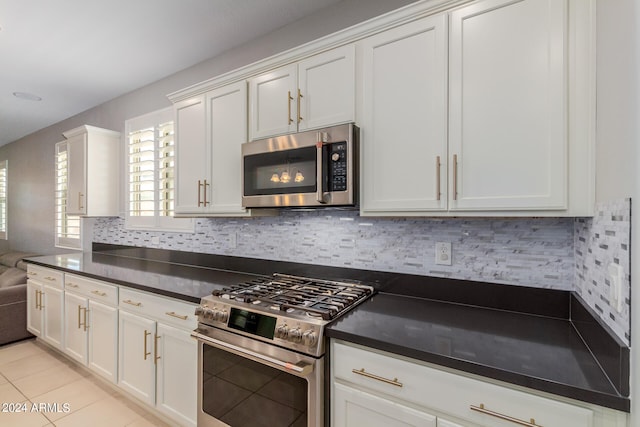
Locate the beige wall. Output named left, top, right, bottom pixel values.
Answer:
left=0, top=0, right=417, bottom=255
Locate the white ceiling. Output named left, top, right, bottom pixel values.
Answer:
left=0, top=0, right=342, bottom=146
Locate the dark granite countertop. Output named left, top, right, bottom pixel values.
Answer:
left=327, top=284, right=630, bottom=412
left=26, top=244, right=630, bottom=412
left=25, top=252, right=262, bottom=303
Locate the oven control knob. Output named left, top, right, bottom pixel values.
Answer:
left=302, top=329, right=317, bottom=347
left=275, top=324, right=289, bottom=339
left=218, top=309, right=229, bottom=323
left=331, top=153, right=340, bottom=162
left=194, top=306, right=204, bottom=316
left=203, top=308, right=215, bottom=320
left=289, top=327, right=303, bottom=344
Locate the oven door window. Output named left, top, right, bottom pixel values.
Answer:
left=202, top=344, right=308, bottom=427
left=244, top=146, right=317, bottom=196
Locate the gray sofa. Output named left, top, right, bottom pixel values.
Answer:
left=0, top=252, right=37, bottom=346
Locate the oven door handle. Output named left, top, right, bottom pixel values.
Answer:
left=191, top=330, right=314, bottom=376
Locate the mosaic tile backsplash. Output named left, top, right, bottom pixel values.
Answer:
left=93, top=212, right=575, bottom=290
left=575, top=199, right=631, bottom=345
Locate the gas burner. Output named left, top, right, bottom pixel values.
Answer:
left=208, top=273, right=373, bottom=321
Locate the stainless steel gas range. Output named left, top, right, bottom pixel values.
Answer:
left=191, top=273, right=373, bottom=427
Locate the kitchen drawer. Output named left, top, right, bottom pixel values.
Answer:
left=119, top=288, right=197, bottom=330
left=65, top=274, right=118, bottom=306
left=27, top=265, right=64, bottom=289
left=332, top=341, right=594, bottom=427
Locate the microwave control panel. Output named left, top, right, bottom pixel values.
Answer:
left=328, top=142, right=348, bottom=192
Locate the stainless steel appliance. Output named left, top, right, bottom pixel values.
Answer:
left=242, top=123, right=358, bottom=208
left=192, top=273, right=373, bottom=427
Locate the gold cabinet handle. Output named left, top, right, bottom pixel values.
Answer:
left=154, top=334, right=161, bottom=365
left=287, top=90, right=294, bottom=124
left=67, top=282, right=79, bottom=288
left=37, top=290, right=44, bottom=310
left=197, top=180, right=203, bottom=207
left=165, top=311, right=188, bottom=321
left=34, top=289, right=41, bottom=310
left=83, top=308, right=89, bottom=332
left=123, top=299, right=142, bottom=307
left=78, top=192, right=84, bottom=210
left=452, top=154, right=458, bottom=201
left=91, top=290, right=107, bottom=297
left=436, top=155, right=441, bottom=201
left=297, top=89, right=303, bottom=123
left=144, top=330, right=151, bottom=360
left=77, top=305, right=82, bottom=329
left=470, top=404, right=541, bottom=427
left=351, top=368, right=403, bottom=388
left=203, top=179, right=210, bottom=206
left=44, top=276, right=56, bottom=282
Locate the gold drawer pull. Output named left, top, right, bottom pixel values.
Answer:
left=67, top=283, right=79, bottom=288
left=352, top=368, right=403, bottom=388
left=44, top=276, right=57, bottom=281
left=470, top=404, right=541, bottom=427
left=165, top=311, right=188, bottom=321
left=123, top=299, right=142, bottom=307
left=91, top=290, right=107, bottom=297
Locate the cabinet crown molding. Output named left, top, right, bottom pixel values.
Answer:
left=167, top=0, right=471, bottom=103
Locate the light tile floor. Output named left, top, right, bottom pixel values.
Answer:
left=0, top=339, right=173, bottom=427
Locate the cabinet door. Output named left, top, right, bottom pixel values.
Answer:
left=333, top=383, right=437, bottom=427
left=174, top=95, right=208, bottom=214
left=88, top=300, right=118, bottom=383
left=118, top=310, right=156, bottom=406
left=437, top=419, right=465, bottom=427
left=208, top=81, right=249, bottom=215
left=449, top=0, right=566, bottom=210
left=156, top=323, right=197, bottom=427
left=42, top=284, right=64, bottom=350
left=63, top=292, right=88, bottom=364
left=66, top=133, right=87, bottom=215
left=298, top=45, right=355, bottom=131
left=249, top=64, right=297, bottom=140
left=26, top=282, right=42, bottom=336
left=360, top=14, right=448, bottom=214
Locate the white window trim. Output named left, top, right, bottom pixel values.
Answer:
left=125, top=107, right=194, bottom=233
left=54, top=142, right=82, bottom=249
left=0, top=160, right=8, bottom=240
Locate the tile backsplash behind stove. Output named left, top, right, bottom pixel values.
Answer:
left=93, top=200, right=632, bottom=344
left=93, top=212, right=575, bottom=290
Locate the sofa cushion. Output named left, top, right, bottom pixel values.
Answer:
left=0, top=268, right=27, bottom=288
left=0, top=252, right=36, bottom=268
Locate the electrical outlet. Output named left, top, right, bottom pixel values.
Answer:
left=608, top=263, right=624, bottom=313
left=435, top=242, right=452, bottom=266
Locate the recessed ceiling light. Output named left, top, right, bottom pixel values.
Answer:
left=13, top=92, right=42, bottom=101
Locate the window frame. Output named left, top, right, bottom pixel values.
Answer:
left=125, top=107, right=194, bottom=232
left=54, top=142, right=82, bottom=249
left=0, top=160, right=8, bottom=240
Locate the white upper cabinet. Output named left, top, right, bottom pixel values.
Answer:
left=174, top=95, right=207, bottom=214
left=63, top=125, right=120, bottom=217
left=360, top=14, right=448, bottom=214
left=174, top=82, right=265, bottom=217
left=359, top=0, right=594, bottom=216
left=249, top=45, right=355, bottom=140
left=448, top=0, right=567, bottom=211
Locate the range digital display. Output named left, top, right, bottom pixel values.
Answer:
left=228, top=308, right=276, bottom=340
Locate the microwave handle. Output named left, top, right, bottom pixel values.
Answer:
left=316, top=143, right=327, bottom=204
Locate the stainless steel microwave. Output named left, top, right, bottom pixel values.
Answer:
left=242, top=123, right=358, bottom=208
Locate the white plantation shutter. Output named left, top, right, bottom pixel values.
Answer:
left=125, top=107, right=193, bottom=232
left=0, top=160, right=7, bottom=240
left=55, top=142, right=82, bottom=249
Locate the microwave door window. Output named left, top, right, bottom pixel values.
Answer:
left=245, top=147, right=317, bottom=196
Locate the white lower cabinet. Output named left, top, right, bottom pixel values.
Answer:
left=334, top=382, right=437, bottom=427
left=118, top=288, right=197, bottom=427
left=26, top=265, right=64, bottom=350
left=331, top=340, right=626, bottom=427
